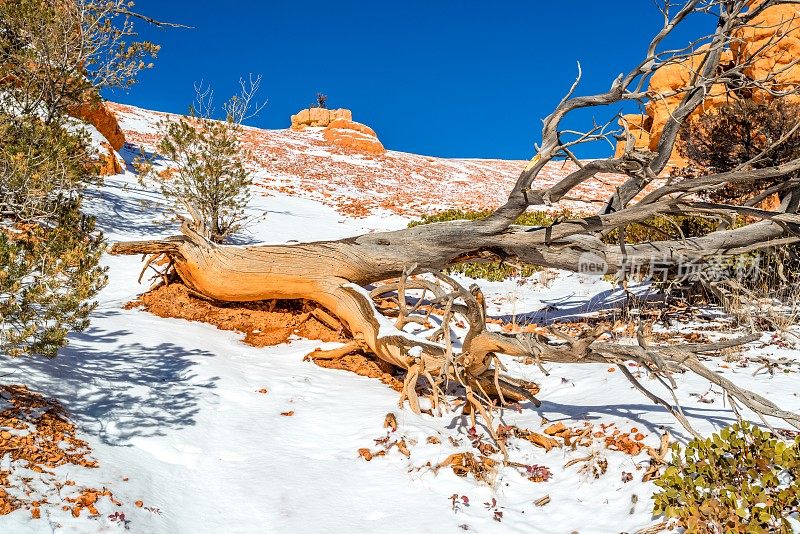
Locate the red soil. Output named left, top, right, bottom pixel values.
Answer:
left=127, top=283, right=402, bottom=391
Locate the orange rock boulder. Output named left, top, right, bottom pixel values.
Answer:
left=290, top=107, right=352, bottom=129
left=97, top=141, right=123, bottom=176
left=322, top=118, right=385, bottom=155
left=67, top=100, right=126, bottom=176
left=731, top=2, right=800, bottom=104
left=643, top=47, right=734, bottom=153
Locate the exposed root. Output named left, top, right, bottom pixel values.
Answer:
left=399, top=363, right=422, bottom=414
left=359, top=268, right=800, bottom=446
left=309, top=307, right=344, bottom=332
left=304, top=340, right=366, bottom=361
left=642, top=432, right=671, bottom=482
left=502, top=425, right=560, bottom=452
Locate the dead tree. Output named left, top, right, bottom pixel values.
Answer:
left=112, top=0, right=800, bottom=440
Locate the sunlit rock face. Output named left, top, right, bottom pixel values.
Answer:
left=290, top=107, right=352, bottom=128
left=290, top=107, right=385, bottom=155
left=69, top=101, right=126, bottom=176
left=70, top=101, right=126, bottom=151
left=615, top=1, right=800, bottom=166
left=322, top=118, right=385, bottom=156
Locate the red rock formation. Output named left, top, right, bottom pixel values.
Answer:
left=615, top=2, right=800, bottom=165
left=97, top=141, right=122, bottom=176
left=69, top=101, right=126, bottom=152
left=68, top=100, right=126, bottom=176
left=732, top=1, right=800, bottom=104
left=291, top=108, right=352, bottom=129
left=322, top=118, right=385, bottom=155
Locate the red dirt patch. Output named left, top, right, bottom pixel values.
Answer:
left=127, top=282, right=343, bottom=346
left=127, top=283, right=402, bottom=390
left=313, top=354, right=402, bottom=391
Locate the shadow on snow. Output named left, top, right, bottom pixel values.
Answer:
left=0, top=311, right=218, bottom=446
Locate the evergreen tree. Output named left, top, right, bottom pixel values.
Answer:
left=0, top=0, right=158, bottom=357
left=140, top=77, right=264, bottom=243
left=679, top=99, right=800, bottom=203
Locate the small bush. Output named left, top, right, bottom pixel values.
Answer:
left=603, top=214, right=724, bottom=244
left=139, top=77, right=264, bottom=244
left=671, top=97, right=800, bottom=305
left=679, top=99, right=800, bottom=204
left=407, top=209, right=494, bottom=228
left=443, top=262, right=539, bottom=282
left=147, top=112, right=252, bottom=243
left=407, top=208, right=566, bottom=228
left=653, top=422, right=800, bottom=533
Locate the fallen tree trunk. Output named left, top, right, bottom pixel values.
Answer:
left=112, top=0, right=800, bottom=441
left=110, top=216, right=800, bottom=440
left=111, top=224, right=552, bottom=405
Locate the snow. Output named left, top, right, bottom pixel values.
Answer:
left=2, top=120, right=800, bottom=533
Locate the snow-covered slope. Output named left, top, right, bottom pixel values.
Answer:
left=0, top=106, right=798, bottom=534
left=107, top=102, right=627, bottom=217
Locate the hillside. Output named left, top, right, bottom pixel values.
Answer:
left=106, top=102, right=626, bottom=217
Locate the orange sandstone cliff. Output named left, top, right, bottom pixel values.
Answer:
left=615, top=2, right=800, bottom=166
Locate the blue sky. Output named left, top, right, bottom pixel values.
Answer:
left=109, top=1, right=712, bottom=159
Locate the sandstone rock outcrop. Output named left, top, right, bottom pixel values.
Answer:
left=732, top=1, right=800, bottom=105
left=290, top=106, right=385, bottom=155
left=69, top=101, right=126, bottom=151
left=69, top=100, right=126, bottom=176
left=322, top=118, right=385, bottom=155
left=97, top=141, right=123, bottom=176
left=615, top=1, right=800, bottom=165
left=290, top=107, right=352, bottom=129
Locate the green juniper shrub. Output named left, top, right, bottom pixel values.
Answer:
left=603, top=214, right=723, bottom=245
left=444, top=261, right=540, bottom=283
left=407, top=208, right=565, bottom=228
left=0, top=200, right=107, bottom=357
left=0, top=114, right=108, bottom=358
left=677, top=98, right=800, bottom=296
left=0, top=0, right=155, bottom=358
left=679, top=99, right=800, bottom=204
left=653, top=422, right=800, bottom=533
